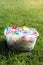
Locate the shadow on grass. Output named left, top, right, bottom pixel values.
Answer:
left=0, top=39, right=9, bottom=58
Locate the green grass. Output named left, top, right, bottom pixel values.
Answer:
left=0, top=0, right=43, bottom=65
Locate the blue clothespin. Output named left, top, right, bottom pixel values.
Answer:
left=6, top=27, right=10, bottom=33
left=23, top=31, right=28, bottom=34
left=14, top=30, right=19, bottom=35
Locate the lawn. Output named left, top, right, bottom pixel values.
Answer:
left=0, top=0, right=43, bottom=65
